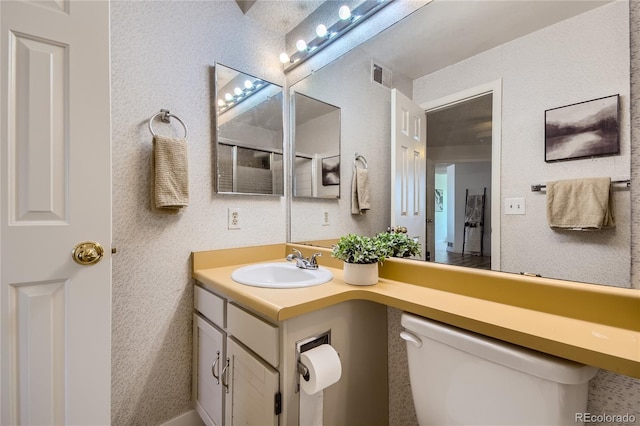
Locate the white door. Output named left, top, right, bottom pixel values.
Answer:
left=391, top=89, right=426, bottom=260
left=0, top=1, right=111, bottom=425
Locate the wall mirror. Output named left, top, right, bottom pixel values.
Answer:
left=292, top=92, right=341, bottom=199
left=214, top=63, right=284, bottom=195
left=289, top=0, right=633, bottom=288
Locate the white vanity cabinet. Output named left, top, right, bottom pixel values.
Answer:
left=193, top=285, right=280, bottom=426
left=194, top=281, right=389, bottom=426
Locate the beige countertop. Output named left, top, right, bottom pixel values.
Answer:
left=192, top=243, right=640, bottom=379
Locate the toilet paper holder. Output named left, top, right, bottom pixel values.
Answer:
left=295, top=330, right=331, bottom=392
left=297, top=361, right=310, bottom=381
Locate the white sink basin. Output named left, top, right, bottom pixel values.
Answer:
left=231, top=262, right=333, bottom=288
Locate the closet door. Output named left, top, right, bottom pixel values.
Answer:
left=194, top=314, right=226, bottom=426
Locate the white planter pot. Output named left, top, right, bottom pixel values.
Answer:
left=343, top=262, right=379, bottom=286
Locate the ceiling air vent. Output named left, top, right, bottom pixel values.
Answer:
left=371, top=61, right=392, bottom=89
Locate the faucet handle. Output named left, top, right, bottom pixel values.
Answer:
left=309, top=252, right=322, bottom=266
left=292, top=248, right=303, bottom=258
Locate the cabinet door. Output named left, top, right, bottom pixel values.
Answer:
left=225, top=338, right=280, bottom=426
left=194, top=314, right=226, bottom=426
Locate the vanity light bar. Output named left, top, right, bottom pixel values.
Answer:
left=280, top=0, right=394, bottom=72
left=217, top=79, right=266, bottom=114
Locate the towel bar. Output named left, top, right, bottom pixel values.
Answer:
left=531, top=179, right=630, bottom=192
left=148, top=109, right=188, bottom=139
left=354, top=153, right=368, bottom=169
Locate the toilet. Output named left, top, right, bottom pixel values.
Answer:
left=400, top=312, right=599, bottom=426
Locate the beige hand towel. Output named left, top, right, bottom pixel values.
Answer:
left=351, top=167, right=371, bottom=214
left=153, top=135, right=189, bottom=209
left=546, top=177, right=614, bottom=230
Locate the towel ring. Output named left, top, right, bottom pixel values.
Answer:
left=354, top=154, right=368, bottom=169
left=149, top=109, right=188, bottom=139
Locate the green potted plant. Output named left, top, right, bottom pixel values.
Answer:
left=376, top=231, right=422, bottom=259
left=331, top=234, right=387, bottom=285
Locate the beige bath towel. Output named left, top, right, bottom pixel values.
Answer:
left=153, top=135, right=189, bottom=210
left=546, top=177, right=614, bottom=230
left=351, top=167, right=371, bottom=214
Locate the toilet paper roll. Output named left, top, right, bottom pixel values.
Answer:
left=299, top=390, right=323, bottom=426
left=300, top=344, right=342, bottom=395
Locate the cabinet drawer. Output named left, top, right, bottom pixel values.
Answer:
left=195, top=285, right=225, bottom=328
left=227, top=303, right=279, bottom=368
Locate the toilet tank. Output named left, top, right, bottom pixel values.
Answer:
left=401, top=312, right=599, bottom=426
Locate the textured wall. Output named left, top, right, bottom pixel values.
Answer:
left=110, top=2, right=285, bottom=424
left=413, top=2, right=631, bottom=287
left=290, top=46, right=412, bottom=242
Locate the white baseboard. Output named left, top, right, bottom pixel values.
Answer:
left=159, top=409, right=205, bottom=426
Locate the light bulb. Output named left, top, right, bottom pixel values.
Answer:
left=224, top=93, right=233, bottom=101
left=338, top=5, right=351, bottom=20
left=234, top=87, right=243, bottom=96
left=296, top=39, right=307, bottom=52
left=316, top=24, right=327, bottom=38
left=217, top=99, right=225, bottom=107
left=279, top=52, right=290, bottom=63
left=244, top=80, right=253, bottom=89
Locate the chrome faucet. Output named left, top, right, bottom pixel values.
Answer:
left=286, top=249, right=322, bottom=270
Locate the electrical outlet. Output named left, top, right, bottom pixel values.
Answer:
left=505, top=198, right=526, bottom=215
left=322, top=211, right=330, bottom=226
left=228, top=208, right=240, bottom=229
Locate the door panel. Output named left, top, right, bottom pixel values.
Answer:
left=194, top=315, right=225, bottom=426
left=1, top=1, right=111, bottom=424
left=226, top=338, right=279, bottom=426
left=391, top=89, right=426, bottom=260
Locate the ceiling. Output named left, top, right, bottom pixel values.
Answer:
left=236, top=0, right=610, bottom=80
left=360, top=0, right=611, bottom=80
left=360, top=0, right=611, bottom=150
left=236, top=0, right=325, bottom=34
left=233, top=0, right=612, bottom=148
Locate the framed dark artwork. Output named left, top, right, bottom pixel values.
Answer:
left=321, top=155, right=340, bottom=186
left=435, top=189, right=443, bottom=212
left=545, top=94, right=619, bottom=163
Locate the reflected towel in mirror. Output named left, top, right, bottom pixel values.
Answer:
left=546, top=177, right=613, bottom=230
left=351, top=167, right=370, bottom=214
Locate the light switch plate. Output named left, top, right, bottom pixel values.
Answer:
left=322, top=211, right=330, bottom=226
left=505, top=198, right=526, bottom=215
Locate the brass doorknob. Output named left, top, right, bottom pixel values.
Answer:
left=72, top=241, right=104, bottom=265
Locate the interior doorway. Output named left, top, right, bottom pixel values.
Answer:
left=423, top=81, right=502, bottom=271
